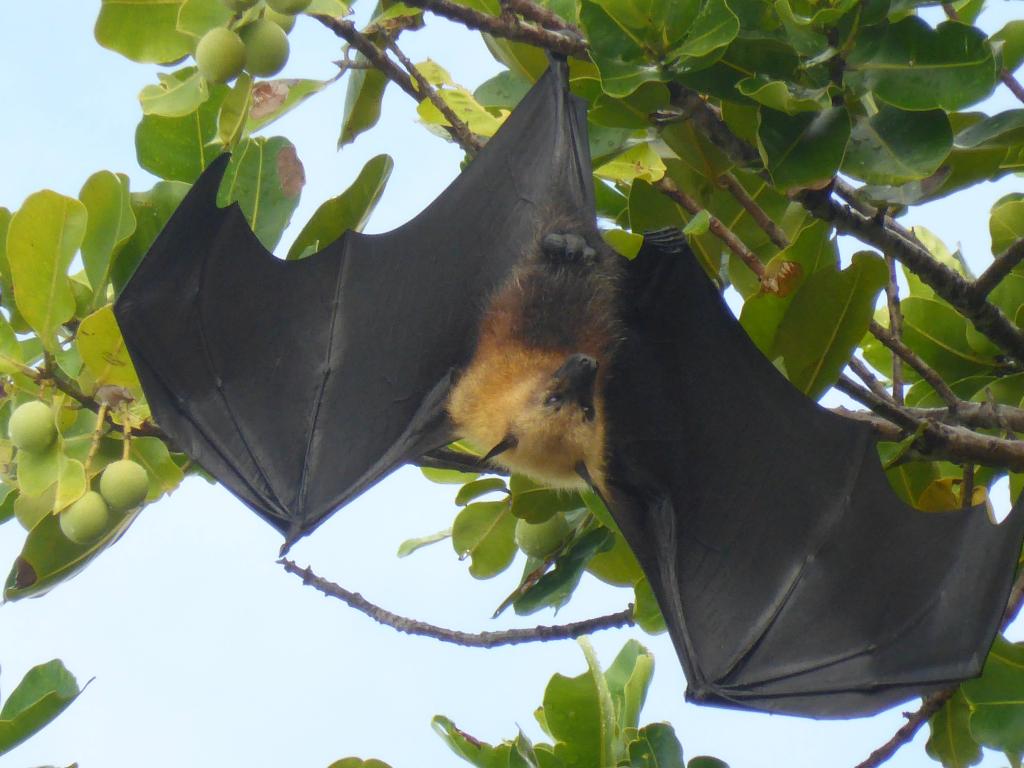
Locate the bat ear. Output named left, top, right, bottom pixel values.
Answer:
left=483, top=434, right=518, bottom=463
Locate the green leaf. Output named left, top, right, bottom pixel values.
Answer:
left=845, top=18, right=997, bottom=111
left=632, top=576, right=667, bottom=634
left=307, top=0, right=348, bottom=14
left=513, top=527, right=614, bottom=614
left=218, top=73, right=254, bottom=148
left=688, top=758, right=729, bottom=768
left=757, top=106, right=850, bottom=191
left=602, top=229, right=644, bottom=259
left=963, top=638, right=1024, bottom=755
left=417, top=84, right=508, bottom=137
left=432, top=715, right=511, bottom=768
left=136, top=83, right=226, bottom=182
left=542, top=638, right=612, bottom=768
left=990, top=197, right=1024, bottom=256
left=452, top=499, right=517, bottom=579
left=993, top=20, right=1024, bottom=74
left=0, top=660, right=82, bottom=756
left=0, top=314, right=24, bottom=375
left=396, top=528, right=452, bottom=557
left=771, top=0, right=826, bottom=56
left=586, top=531, right=642, bottom=586
left=139, top=68, right=210, bottom=118
left=510, top=474, right=584, bottom=523
left=683, top=209, right=711, bottom=235
left=604, top=639, right=654, bottom=734
left=595, top=143, right=666, bottom=183
left=286, top=154, right=393, bottom=259
left=77, top=305, right=140, bottom=388
left=955, top=110, right=1024, bottom=150
left=4, top=501, right=144, bottom=600
left=176, top=0, right=232, bottom=38
left=327, top=760, right=392, bottom=768
left=420, top=466, right=479, bottom=484
left=736, top=77, right=830, bottom=114
left=247, top=79, right=330, bottom=133
left=628, top=723, right=685, bottom=768
left=669, top=0, right=738, bottom=64
left=216, top=137, right=304, bottom=250
left=130, top=436, right=185, bottom=501
left=475, top=70, right=532, bottom=109
left=7, top=191, right=87, bottom=351
left=590, top=83, right=671, bottom=129
left=95, top=0, right=193, bottom=63
left=841, top=105, right=952, bottom=185
left=456, top=477, right=507, bottom=506
left=900, top=297, right=998, bottom=382
left=110, top=181, right=191, bottom=293
left=773, top=252, right=887, bottom=398
left=339, top=53, right=389, bottom=147
left=79, top=172, right=136, bottom=309
left=580, top=1, right=665, bottom=98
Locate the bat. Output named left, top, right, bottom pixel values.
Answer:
left=114, top=58, right=1024, bottom=718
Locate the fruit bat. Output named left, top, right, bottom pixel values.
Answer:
left=114, top=59, right=1024, bottom=718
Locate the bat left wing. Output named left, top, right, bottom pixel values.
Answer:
left=115, top=60, right=593, bottom=542
left=604, top=229, right=1024, bottom=718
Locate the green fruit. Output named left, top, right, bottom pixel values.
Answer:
left=59, top=492, right=110, bottom=545
left=240, top=19, right=289, bottom=77
left=266, top=0, right=311, bottom=13
left=100, top=459, right=150, bottom=512
left=195, top=27, right=246, bottom=83
left=9, top=401, right=56, bottom=453
left=264, top=8, right=296, bottom=32
left=515, top=514, right=573, bottom=559
left=222, top=0, right=260, bottom=10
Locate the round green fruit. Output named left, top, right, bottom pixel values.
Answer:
left=195, top=27, right=246, bottom=83
left=264, top=8, right=296, bottom=32
left=59, top=492, right=110, bottom=545
left=9, top=401, right=56, bottom=453
left=515, top=514, right=573, bottom=559
left=266, top=0, right=311, bottom=13
left=241, top=19, right=290, bottom=77
left=222, top=0, right=260, bottom=11
left=100, top=459, right=150, bottom=512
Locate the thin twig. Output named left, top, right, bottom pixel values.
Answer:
left=503, top=0, right=581, bottom=33
left=655, top=177, right=766, bottom=280
left=280, top=558, right=635, bottom=646
left=848, top=358, right=895, bottom=404
left=975, top=238, right=1024, bottom=299
left=718, top=173, right=790, bottom=250
left=385, top=39, right=483, bottom=153
left=1000, top=69, right=1024, bottom=106
left=884, top=256, right=905, bottom=404
left=868, top=321, right=960, bottom=412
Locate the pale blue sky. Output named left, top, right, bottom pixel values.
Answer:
left=1, top=3, right=1023, bottom=768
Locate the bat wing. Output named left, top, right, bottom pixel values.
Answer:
left=115, top=60, right=594, bottom=541
left=605, top=230, right=1024, bottom=718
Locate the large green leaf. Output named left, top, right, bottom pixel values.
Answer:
left=0, top=660, right=82, bottom=756
left=993, top=20, right=1024, bottom=74
left=668, top=0, right=738, bottom=66
left=139, top=68, right=210, bottom=118
left=176, top=0, right=232, bottom=38
left=513, top=527, right=614, bottom=615
left=627, top=723, right=685, bottom=768
left=845, top=18, right=997, bottom=111
left=579, top=1, right=665, bottom=98
left=110, top=180, right=191, bottom=293
left=603, top=639, right=654, bottom=735
left=247, top=79, right=330, bottom=134
left=927, top=691, right=983, bottom=768
left=77, top=305, right=140, bottom=388
left=757, top=106, right=850, bottom=191
left=287, top=154, right=393, bottom=259
left=79, top=171, right=136, bottom=309
left=509, top=474, right=584, bottom=523
left=842, top=105, right=952, bottom=185
left=432, top=715, right=511, bottom=768
left=136, top=82, right=227, bottom=182
left=990, top=196, right=1024, bottom=256
left=963, top=638, right=1024, bottom=756
left=900, top=297, right=998, bottom=383
left=451, top=499, right=517, bottom=578
left=339, top=47, right=389, bottom=147
left=595, top=143, right=666, bottom=183
left=955, top=110, right=1024, bottom=150
left=95, top=0, right=193, bottom=63
left=216, top=137, right=304, bottom=250
left=130, top=436, right=185, bottom=502
left=773, top=252, right=887, bottom=398
left=7, top=191, right=87, bottom=351
left=736, top=77, right=830, bottom=114
left=542, top=640, right=610, bottom=768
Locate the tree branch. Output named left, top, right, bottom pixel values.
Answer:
left=868, top=321, right=959, bottom=411
left=280, top=558, right=635, bottom=646
left=975, top=238, right=1024, bottom=299
left=884, top=256, right=905, bottom=404
left=503, top=0, right=581, bottom=34
left=655, top=177, right=766, bottom=280
left=398, top=0, right=586, bottom=56
left=717, top=173, right=790, bottom=250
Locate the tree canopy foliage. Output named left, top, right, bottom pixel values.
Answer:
left=2, top=0, right=1024, bottom=766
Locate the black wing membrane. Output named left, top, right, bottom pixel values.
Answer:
left=605, top=230, right=1024, bottom=718
left=115, top=61, right=593, bottom=541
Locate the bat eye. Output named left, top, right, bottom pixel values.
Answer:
left=545, top=393, right=563, bottom=407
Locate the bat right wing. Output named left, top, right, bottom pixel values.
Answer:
left=604, top=229, right=1024, bottom=718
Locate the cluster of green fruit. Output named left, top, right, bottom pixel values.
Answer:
left=194, top=0, right=312, bottom=83
left=8, top=402, right=150, bottom=546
